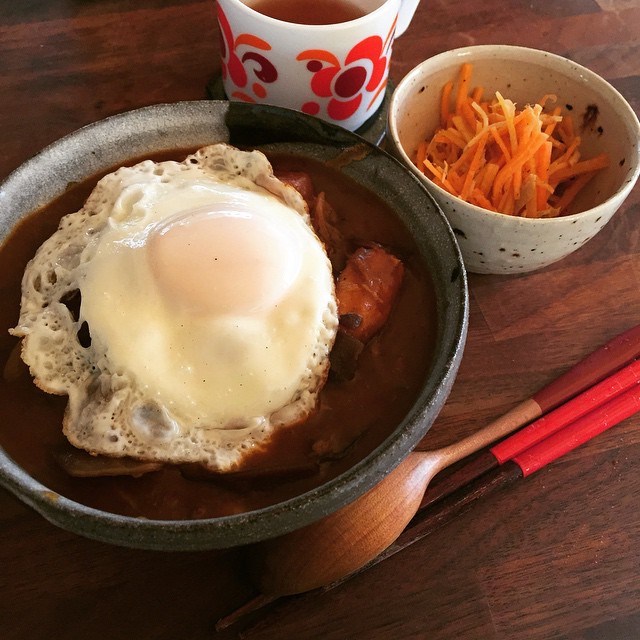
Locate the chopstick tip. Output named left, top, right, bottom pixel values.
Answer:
left=215, top=593, right=278, bottom=633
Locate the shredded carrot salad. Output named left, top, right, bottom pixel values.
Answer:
left=415, top=63, right=610, bottom=218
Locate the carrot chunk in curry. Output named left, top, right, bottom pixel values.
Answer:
left=336, top=245, right=405, bottom=344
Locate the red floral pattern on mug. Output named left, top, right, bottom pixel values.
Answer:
left=296, top=21, right=395, bottom=121
left=217, top=4, right=278, bottom=102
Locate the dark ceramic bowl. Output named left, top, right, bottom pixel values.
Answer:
left=0, top=101, right=468, bottom=550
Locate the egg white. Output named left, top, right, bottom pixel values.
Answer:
left=11, top=144, right=339, bottom=470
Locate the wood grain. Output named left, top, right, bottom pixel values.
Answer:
left=1, top=1, right=639, bottom=639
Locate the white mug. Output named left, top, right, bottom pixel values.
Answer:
left=215, top=0, right=419, bottom=131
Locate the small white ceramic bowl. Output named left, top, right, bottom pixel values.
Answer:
left=388, top=45, right=640, bottom=274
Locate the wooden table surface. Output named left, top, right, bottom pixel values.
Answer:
left=1, top=1, right=639, bottom=639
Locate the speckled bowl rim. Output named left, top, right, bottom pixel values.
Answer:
left=388, top=45, right=640, bottom=226
left=0, top=101, right=468, bottom=550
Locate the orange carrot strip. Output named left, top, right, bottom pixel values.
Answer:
left=538, top=94, right=558, bottom=108
left=451, top=139, right=481, bottom=172
left=422, top=156, right=443, bottom=180
left=512, top=160, right=523, bottom=200
left=446, top=144, right=459, bottom=166
left=558, top=113, right=575, bottom=143
left=555, top=171, right=596, bottom=213
left=497, top=181, right=515, bottom=215
left=535, top=140, right=553, bottom=210
left=550, top=152, right=610, bottom=184
left=549, top=136, right=582, bottom=174
left=479, top=162, right=500, bottom=196
left=461, top=135, right=488, bottom=200
left=455, top=63, right=473, bottom=112
left=470, top=189, right=496, bottom=211
left=423, top=158, right=459, bottom=197
left=460, top=100, right=478, bottom=133
left=447, top=170, right=465, bottom=193
left=440, top=80, right=454, bottom=128
left=489, top=125, right=512, bottom=162
left=471, top=86, right=484, bottom=102
left=431, top=175, right=458, bottom=196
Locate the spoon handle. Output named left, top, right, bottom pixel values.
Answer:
left=431, top=323, right=640, bottom=471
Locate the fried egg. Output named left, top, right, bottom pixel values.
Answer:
left=11, top=144, right=339, bottom=470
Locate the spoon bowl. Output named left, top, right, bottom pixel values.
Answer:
left=249, top=398, right=542, bottom=595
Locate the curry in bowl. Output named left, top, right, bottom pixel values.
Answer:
left=2, top=143, right=437, bottom=521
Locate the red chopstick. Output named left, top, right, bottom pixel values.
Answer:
left=492, top=357, right=640, bottom=464
left=511, top=384, right=640, bottom=475
left=324, top=362, right=640, bottom=592
left=420, top=324, right=640, bottom=511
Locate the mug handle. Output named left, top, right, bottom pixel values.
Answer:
left=396, top=0, right=419, bottom=37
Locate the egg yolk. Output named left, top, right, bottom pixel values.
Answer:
left=148, top=205, right=303, bottom=315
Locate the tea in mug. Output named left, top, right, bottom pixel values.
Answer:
left=247, top=0, right=368, bottom=25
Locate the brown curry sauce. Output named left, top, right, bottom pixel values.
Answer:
left=0, top=150, right=437, bottom=520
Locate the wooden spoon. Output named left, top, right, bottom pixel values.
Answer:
left=248, top=324, right=640, bottom=597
